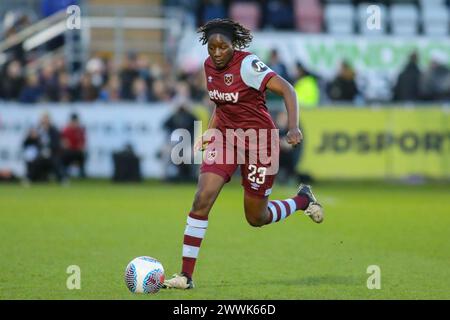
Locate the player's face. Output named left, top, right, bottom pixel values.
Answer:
left=207, top=34, right=234, bottom=70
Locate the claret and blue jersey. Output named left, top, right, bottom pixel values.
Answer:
left=204, top=50, right=278, bottom=131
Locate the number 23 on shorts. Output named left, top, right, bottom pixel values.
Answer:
left=247, top=165, right=267, bottom=185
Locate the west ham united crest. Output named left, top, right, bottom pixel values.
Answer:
left=224, top=73, right=233, bottom=86
left=206, top=149, right=217, bottom=161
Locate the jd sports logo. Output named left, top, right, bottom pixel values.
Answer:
left=252, top=59, right=268, bottom=72
left=316, top=131, right=450, bottom=154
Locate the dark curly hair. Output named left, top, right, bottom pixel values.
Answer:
left=197, top=18, right=253, bottom=50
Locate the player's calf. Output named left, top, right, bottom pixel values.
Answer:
left=192, top=189, right=216, bottom=214
left=244, top=212, right=267, bottom=227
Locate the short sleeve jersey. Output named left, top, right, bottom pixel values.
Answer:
left=204, top=51, right=277, bottom=132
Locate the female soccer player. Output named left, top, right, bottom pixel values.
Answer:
left=164, top=19, right=324, bottom=289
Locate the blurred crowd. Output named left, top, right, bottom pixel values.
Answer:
left=0, top=52, right=207, bottom=105
left=167, top=0, right=450, bottom=33
left=1, top=48, right=450, bottom=106
left=1, top=0, right=449, bottom=106
left=1, top=0, right=448, bottom=185
left=167, top=0, right=301, bottom=30
left=22, top=112, right=86, bottom=184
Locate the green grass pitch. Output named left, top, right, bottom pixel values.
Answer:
left=0, top=179, right=449, bottom=300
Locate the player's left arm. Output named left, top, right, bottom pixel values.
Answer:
left=266, top=75, right=303, bottom=146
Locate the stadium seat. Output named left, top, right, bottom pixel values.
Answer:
left=324, top=3, right=355, bottom=34
left=293, top=0, right=323, bottom=33
left=264, top=0, right=295, bottom=30
left=323, top=0, right=351, bottom=3
left=389, top=4, right=419, bottom=36
left=201, top=1, right=227, bottom=23
left=356, top=3, right=387, bottom=36
left=229, top=1, right=261, bottom=31
left=418, top=0, right=446, bottom=8
left=422, top=6, right=449, bottom=36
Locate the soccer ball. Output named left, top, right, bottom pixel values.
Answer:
left=124, top=256, right=165, bottom=294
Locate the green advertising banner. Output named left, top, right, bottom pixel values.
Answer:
left=298, top=107, right=450, bottom=179
left=178, top=32, right=450, bottom=77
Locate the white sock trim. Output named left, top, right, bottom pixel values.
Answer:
left=272, top=200, right=287, bottom=220
left=268, top=202, right=278, bottom=223
left=184, top=225, right=206, bottom=239
left=187, top=216, right=208, bottom=228
left=285, top=198, right=297, bottom=213
left=182, top=245, right=200, bottom=258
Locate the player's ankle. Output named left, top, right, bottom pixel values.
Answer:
left=293, top=194, right=310, bottom=211
left=181, top=272, right=192, bottom=281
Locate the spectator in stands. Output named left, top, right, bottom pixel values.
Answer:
left=293, top=62, right=320, bottom=108
left=327, top=60, right=359, bottom=102
left=99, top=74, right=122, bottom=102
left=268, top=49, right=290, bottom=83
left=37, top=113, right=66, bottom=183
left=0, top=170, right=18, bottom=183
left=393, top=52, right=421, bottom=102
left=263, top=0, right=294, bottom=30
left=136, top=54, right=152, bottom=83
left=162, top=104, right=198, bottom=182
left=112, top=143, right=142, bottom=182
left=151, top=79, right=172, bottom=102
left=173, top=81, right=193, bottom=106
left=53, top=56, right=67, bottom=75
left=164, top=104, right=198, bottom=139
left=150, top=62, right=164, bottom=82
left=57, top=72, right=74, bottom=102
left=19, top=74, right=43, bottom=103
left=75, top=73, right=99, bottom=101
left=420, top=52, right=450, bottom=101
left=23, top=128, right=43, bottom=182
left=275, top=111, right=303, bottom=185
left=1, top=60, right=25, bottom=101
left=136, top=55, right=156, bottom=99
left=188, top=71, right=207, bottom=102
left=61, top=113, right=87, bottom=178
left=132, top=78, right=151, bottom=103
left=120, top=52, right=140, bottom=101
left=86, top=57, right=106, bottom=90
left=40, top=63, right=59, bottom=102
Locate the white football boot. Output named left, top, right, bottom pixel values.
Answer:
left=297, top=184, right=324, bottom=223
left=162, top=273, right=195, bottom=290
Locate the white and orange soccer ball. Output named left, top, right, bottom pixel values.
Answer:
left=124, top=256, right=165, bottom=294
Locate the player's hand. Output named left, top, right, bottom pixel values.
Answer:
left=285, top=127, right=303, bottom=147
left=193, top=135, right=211, bottom=152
